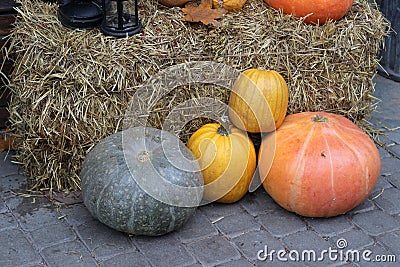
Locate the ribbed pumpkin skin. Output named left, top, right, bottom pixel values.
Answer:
left=264, top=0, right=354, bottom=25
left=228, top=69, right=289, bottom=133
left=187, top=123, right=256, bottom=203
left=259, top=112, right=381, bottom=217
left=212, top=0, right=247, bottom=11
left=81, top=127, right=203, bottom=236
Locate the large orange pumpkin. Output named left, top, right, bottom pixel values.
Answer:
left=228, top=69, right=289, bottom=133
left=264, top=0, right=354, bottom=25
left=258, top=112, right=381, bottom=217
left=187, top=123, right=256, bottom=203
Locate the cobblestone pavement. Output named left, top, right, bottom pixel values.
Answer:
left=1, top=75, right=399, bottom=267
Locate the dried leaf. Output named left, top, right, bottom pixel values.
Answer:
left=180, top=0, right=227, bottom=27
left=0, top=134, right=17, bottom=153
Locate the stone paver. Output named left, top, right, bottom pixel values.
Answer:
left=389, top=145, right=400, bottom=158
left=351, top=210, right=400, bottom=236
left=257, top=209, right=307, bottom=237
left=282, top=230, right=334, bottom=266
left=305, top=215, right=353, bottom=237
left=377, top=230, right=400, bottom=256
left=0, top=174, right=27, bottom=199
left=0, top=229, right=43, bottom=267
left=200, top=202, right=244, bottom=221
left=0, top=153, right=19, bottom=178
left=378, top=147, right=392, bottom=159
left=76, top=218, right=133, bottom=260
left=0, top=212, right=18, bottom=231
left=99, top=250, right=151, bottom=267
left=216, top=258, right=254, bottom=267
left=5, top=196, right=63, bottom=231
left=239, top=189, right=281, bottom=217
left=231, top=229, right=284, bottom=261
left=0, top=198, right=7, bottom=213
left=369, top=116, right=398, bottom=128
left=380, top=156, right=400, bottom=176
left=175, top=210, right=218, bottom=243
left=348, top=199, right=375, bottom=215
left=369, top=176, right=394, bottom=200
left=0, top=75, right=399, bottom=266
left=357, top=243, right=396, bottom=266
left=387, top=173, right=400, bottom=189
left=373, top=187, right=400, bottom=215
left=59, top=203, right=94, bottom=227
left=186, top=235, right=241, bottom=267
left=386, top=131, right=400, bottom=145
left=331, top=228, right=375, bottom=250
left=41, top=240, right=97, bottom=267
left=213, top=210, right=261, bottom=238
left=134, top=234, right=197, bottom=267
left=30, top=221, right=76, bottom=250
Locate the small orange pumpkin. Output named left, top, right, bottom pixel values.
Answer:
left=212, top=0, right=247, bottom=11
left=228, top=69, right=289, bottom=133
left=264, top=0, right=354, bottom=25
left=258, top=112, right=381, bottom=217
left=187, top=123, right=256, bottom=203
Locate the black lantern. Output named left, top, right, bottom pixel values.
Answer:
left=100, top=0, right=142, bottom=37
left=58, top=1, right=103, bottom=30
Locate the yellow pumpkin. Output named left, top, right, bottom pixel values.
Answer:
left=187, top=123, right=256, bottom=203
left=212, top=0, right=247, bottom=11
left=228, top=69, right=289, bottom=133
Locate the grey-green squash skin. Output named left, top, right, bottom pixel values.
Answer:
left=80, top=127, right=203, bottom=236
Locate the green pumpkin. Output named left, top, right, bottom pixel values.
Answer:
left=81, top=126, right=203, bottom=236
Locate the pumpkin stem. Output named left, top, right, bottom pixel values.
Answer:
left=137, top=150, right=151, bottom=162
left=312, top=114, right=328, bottom=123
left=217, top=125, right=231, bottom=136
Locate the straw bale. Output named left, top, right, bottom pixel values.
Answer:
left=5, top=0, right=389, bottom=191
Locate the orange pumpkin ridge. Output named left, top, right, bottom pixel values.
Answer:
left=264, top=0, right=354, bottom=25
